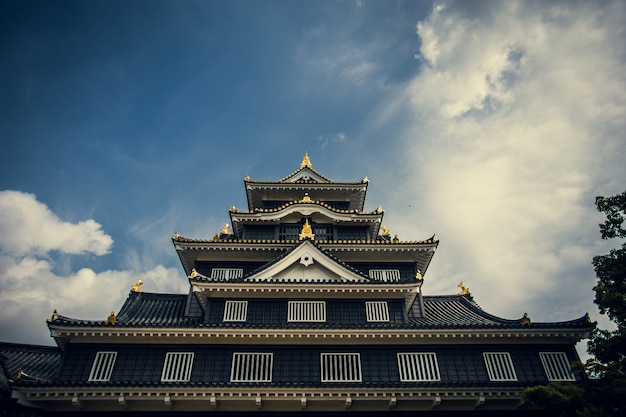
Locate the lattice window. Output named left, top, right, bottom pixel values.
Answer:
left=483, top=352, right=517, bottom=381
left=230, top=353, right=273, bottom=382
left=223, top=300, right=248, bottom=322
left=279, top=225, right=300, bottom=241
left=397, top=353, right=440, bottom=381
left=320, top=353, right=362, bottom=382
left=540, top=352, right=575, bottom=381
left=365, top=301, right=390, bottom=322
left=88, top=351, right=117, bottom=381
left=368, top=269, right=400, bottom=282
left=210, top=268, right=243, bottom=280
left=161, top=352, right=194, bottom=382
left=288, top=301, right=326, bottom=322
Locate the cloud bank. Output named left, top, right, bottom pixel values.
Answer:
left=0, top=191, right=186, bottom=345
left=388, top=1, right=626, bottom=328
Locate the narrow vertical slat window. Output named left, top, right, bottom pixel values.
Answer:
left=368, top=269, right=400, bottom=282
left=483, top=352, right=517, bottom=381
left=210, top=268, right=243, bottom=281
left=223, top=300, right=248, bottom=322
left=365, top=301, right=390, bottom=322
left=230, top=353, right=273, bottom=382
left=397, top=353, right=440, bottom=381
left=161, top=352, right=194, bottom=382
left=287, top=301, right=326, bottom=322
left=540, top=352, right=575, bottom=381
left=88, top=352, right=117, bottom=381
left=320, top=353, right=362, bottom=382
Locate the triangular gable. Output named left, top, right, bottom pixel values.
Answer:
left=245, top=240, right=368, bottom=283
left=280, top=167, right=333, bottom=183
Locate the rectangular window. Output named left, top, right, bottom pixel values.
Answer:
left=223, top=300, right=248, bottom=322
left=365, top=301, right=390, bottom=322
left=288, top=301, right=326, bottom=322
left=540, top=352, right=575, bottom=381
left=161, top=352, right=194, bottom=382
left=483, top=352, right=517, bottom=381
left=397, top=353, right=441, bottom=382
left=368, top=269, right=401, bottom=282
left=321, top=353, right=362, bottom=382
left=88, top=351, right=117, bottom=381
left=211, top=268, right=243, bottom=280
left=230, top=353, right=273, bottom=382
left=279, top=225, right=300, bottom=241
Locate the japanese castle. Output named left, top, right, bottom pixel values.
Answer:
left=1, top=155, right=592, bottom=416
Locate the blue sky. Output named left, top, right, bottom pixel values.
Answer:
left=1, top=0, right=625, bottom=354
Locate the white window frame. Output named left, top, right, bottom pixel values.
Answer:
left=320, top=353, right=362, bottom=382
left=288, top=301, right=326, bottom=322
left=368, top=269, right=400, bottom=282
left=161, top=352, right=194, bottom=382
left=230, top=353, right=273, bottom=382
left=365, top=301, right=390, bottom=322
left=397, top=352, right=440, bottom=382
left=483, top=352, right=517, bottom=381
left=540, top=352, right=575, bottom=381
left=88, top=351, right=117, bottom=382
left=223, top=300, right=248, bottom=322
left=211, top=268, right=243, bottom=280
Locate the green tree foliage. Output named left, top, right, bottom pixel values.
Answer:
left=523, top=190, right=626, bottom=416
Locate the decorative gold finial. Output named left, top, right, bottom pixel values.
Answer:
left=244, top=175, right=251, bottom=181
left=302, top=193, right=312, bottom=203
left=415, top=270, right=423, bottom=280
left=212, top=233, right=220, bottom=241
left=221, top=224, right=231, bottom=234
left=173, top=232, right=181, bottom=240
left=229, top=205, right=237, bottom=212
left=458, top=282, right=470, bottom=295
left=380, top=225, right=390, bottom=236
left=107, top=311, right=116, bottom=325
left=188, top=268, right=199, bottom=279
left=300, top=153, right=312, bottom=169
left=299, top=219, right=315, bottom=240
left=392, top=234, right=399, bottom=243
left=432, top=234, right=439, bottom=242
left=521, top=313, right=531, bottom=325
left=50, top=309, right=58, bottom=322
left=362, top=176, right=369, bottom=183
left=131, top=279, right=143, bottom=292
left=376, top=205, right=383, bottom=213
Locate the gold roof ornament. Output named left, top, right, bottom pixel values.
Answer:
left=299, top=219, right=315, bottom=240
left=392, top=234, right=399, bottom=243
left=376, top=205, right=383, bottom=213
left=521, top=313, right=531, bottom=326
left=50, top=309, right=58, bottom=322
left=362, top=176, right=369, bottom=183
left=415, top=270, right=423, bottom=280
left=432, top=234, right=439, bottom=242
left=302, top=193, right=312, bottom=203
left=380, top=225, right=390, bottom=236
left=458, top=282, right=470, bottom=295
left=244, top=175, right=251, bottom=181
left=188, top=268, right=199, bottom=279
left=300, top=153, right=312, bottom=169
left=107, top=311, right=116, bottom=325
left=229, top=205, right=237, bottom=212
left=221, top=224, right=231, bottom=234
left=212, top=233, right=220, bottom=242
left=131, top=279, right=143, bottom=292
left=173, top=232, right=181, bottom=240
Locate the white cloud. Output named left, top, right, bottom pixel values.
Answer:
left=0, top=191, right=187, bottom=345
left=0, top=190, right=113, bottom=257
left=317, top=132, right=347, bottom=149
left=383, top=0, right=626, bottom=332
